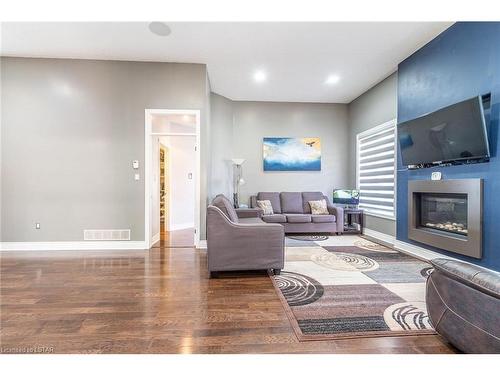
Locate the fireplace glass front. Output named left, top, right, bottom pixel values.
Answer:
left=417, top=193, right=468, bottom=237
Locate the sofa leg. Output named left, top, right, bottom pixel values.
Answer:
left=274, top=269, right=281, bottom=275
left=209, top=271, right=219, bottom=279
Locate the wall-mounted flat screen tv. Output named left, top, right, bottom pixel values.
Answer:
left=398, top=96, right=490, bottom=167
left=333, top=189, right=360, bottom=205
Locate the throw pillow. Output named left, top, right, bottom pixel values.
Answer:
left=257, top=200, right=274, bottom=215
left=309, top=199, right=329, bottom=215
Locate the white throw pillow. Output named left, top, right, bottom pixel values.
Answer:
left=257, top=200, right=274, bottom=215
left=309, top=199, right=329, bottom=215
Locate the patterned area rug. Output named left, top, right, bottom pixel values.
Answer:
left=271, top=235, right=435, bottom=341
left=287, top=235, right=329, bottom=242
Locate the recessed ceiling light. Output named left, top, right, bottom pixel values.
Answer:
left=253, top=70, right=267, bottom=83
left=182, top=115, right=190, bottom=122
left=325, top=75, right=340, bottom=85
left=148, top=22, right=172, bottom=37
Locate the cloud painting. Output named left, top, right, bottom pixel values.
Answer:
left=263, top=137, right=321, bottom=171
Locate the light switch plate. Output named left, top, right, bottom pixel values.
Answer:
left=134, top=174, right=140, bottom=181
left=132, top=160, right=139, bottom=169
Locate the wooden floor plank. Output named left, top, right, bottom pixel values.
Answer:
left=0, top=247, right=457, bottom=354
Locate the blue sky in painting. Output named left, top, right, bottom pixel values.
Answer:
left=263, top=137, right=321, bottom=171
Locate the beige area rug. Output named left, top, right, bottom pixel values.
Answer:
left=271, top=235, right=436, bottom=341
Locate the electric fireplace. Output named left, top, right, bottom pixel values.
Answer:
left=418, top=193, right=468, bottom=236
left=408, top=179, right=483, bottom=259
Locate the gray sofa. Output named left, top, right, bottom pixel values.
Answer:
left=426, top=258, right=500, bottom=353
left=207, top=194, right=284, bottom=277
left=250, top=192, right=344, bottom=234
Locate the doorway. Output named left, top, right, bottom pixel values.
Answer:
left=145, top=109, right=201, bottom=249
left=155, top=135, right=196, bottom=247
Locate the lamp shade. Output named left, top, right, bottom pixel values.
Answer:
left=231, top=158, right=245, bottom=166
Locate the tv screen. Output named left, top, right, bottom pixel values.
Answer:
left=398, top=96, right=490, bottom=166
left=333, top=189, right=360, bottom=205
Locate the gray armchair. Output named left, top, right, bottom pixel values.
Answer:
left=207, top=195, right=285, bottom=278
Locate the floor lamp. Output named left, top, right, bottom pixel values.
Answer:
left=231, top=158, right=245, bottom=208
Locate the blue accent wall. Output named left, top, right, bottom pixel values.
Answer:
left=397, top=22, right=500, bottom=271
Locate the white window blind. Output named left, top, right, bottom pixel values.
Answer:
left=356, top=119, right=397, bottom=219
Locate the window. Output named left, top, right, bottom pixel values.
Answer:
left=356, top=119, right=397, bottom=219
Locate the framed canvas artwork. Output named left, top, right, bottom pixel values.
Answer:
left=263, top=137, right=321, bottom=171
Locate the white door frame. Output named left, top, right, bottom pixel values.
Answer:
left=144, top=109, right=201, bottom=248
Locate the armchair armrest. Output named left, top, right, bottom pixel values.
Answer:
left=236, top=207, right=264, bottom=218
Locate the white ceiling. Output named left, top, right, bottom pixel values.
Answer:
left=0, top=22, right=452, bottom=103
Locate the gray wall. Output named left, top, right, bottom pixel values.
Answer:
left=210, top=93, right=234, bottom=199
left=347, top=72, right=397, bottom=236
left=231, top=101, right=349, bottom=205
left=1, top=57, right=209, bottom=242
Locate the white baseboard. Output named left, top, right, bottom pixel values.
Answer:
left=0, top=241, right=148, bottom=251
left=363, top=228, right=496, bottom=273
left=393, top=239, right=455, bottom=263
left=196, top=240, right=207, bottom=249
left=362, top=227, right=451, bottom=262
left=169, top=222, right=194, bottom=231
left=151, top=233, right=160, bottom=246
left=362, top=228, right=396, bottom=246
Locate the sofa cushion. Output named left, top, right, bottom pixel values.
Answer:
left=286, top=214, right=312, bottom=223
left=312, top=214, right=336, bottom=223
left=262, top=214, right=287, bottom=223
left=212, top=194, right=239, bottom=223
left=257, top=192, right=282, bottom=213
left=302, top=192, right=325, bottom=213
left=280, top=192, right=304, bottom=213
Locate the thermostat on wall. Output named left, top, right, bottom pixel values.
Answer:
left=431, top=171, right=442, bottom=181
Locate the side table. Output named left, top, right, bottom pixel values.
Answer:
left=343, top=208, right=364, bottom=234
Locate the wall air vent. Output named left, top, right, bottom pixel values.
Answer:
left=84, top=229, right=131, bottom=241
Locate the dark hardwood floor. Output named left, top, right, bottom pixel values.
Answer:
left=152, top=228, right=194, bottom=248
left=0, top=246, right=457, bottom=354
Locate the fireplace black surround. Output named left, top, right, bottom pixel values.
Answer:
left=408, top=179, right=483, bottom=259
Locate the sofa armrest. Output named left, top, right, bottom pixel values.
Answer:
left=324, top=195, right=344, bottom=233
left=207, top=206, right=285, bottom=272
left=236, top=207, right=263, bottom=218
left=249, top=195, right=258, bottom=208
